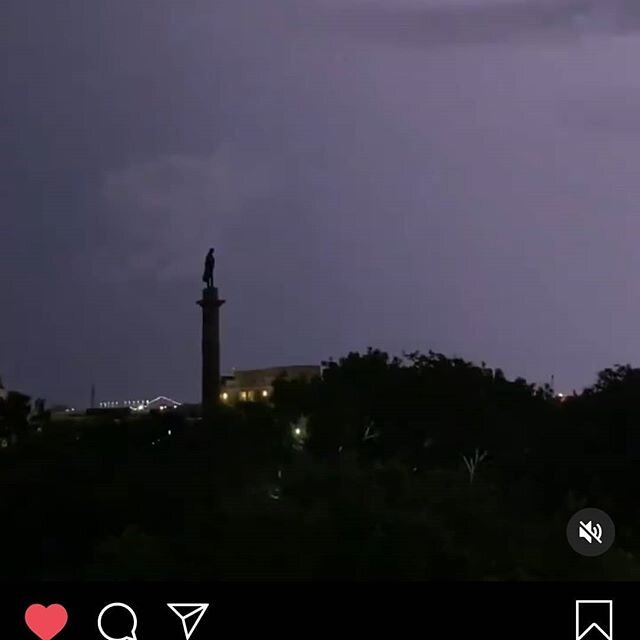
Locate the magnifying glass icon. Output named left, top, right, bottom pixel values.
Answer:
left=98, top=602, right=138, bottom=640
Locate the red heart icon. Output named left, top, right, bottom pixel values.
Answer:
left=25, top=604, right=68, bottom=640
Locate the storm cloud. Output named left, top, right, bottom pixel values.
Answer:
left=3, top=0, right=640, bottom=405
left=320, top=0, right=640, bottom=48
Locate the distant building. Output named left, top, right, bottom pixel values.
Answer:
left=0, top=377, right=7, bottom=402
left=50, top=404, right=79, bottom=420
left=220, top=365, right=320, bottom=404
left=98, top=396, right=182, bottom=413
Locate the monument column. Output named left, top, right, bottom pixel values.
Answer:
left=197, top=285, right=225, bottom=417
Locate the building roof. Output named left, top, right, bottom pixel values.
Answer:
left=223, top=365, right=320, bottom=390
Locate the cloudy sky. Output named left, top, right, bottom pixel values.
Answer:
left=3, top=0, right=640, bottom=405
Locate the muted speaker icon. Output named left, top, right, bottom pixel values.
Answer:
left=579, top=520, right=603, bottom=544
left=567, top=508, right=615, bottom=557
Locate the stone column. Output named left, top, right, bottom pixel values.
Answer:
left=197, top=286, right=225, bottom=417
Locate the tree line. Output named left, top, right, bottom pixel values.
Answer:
left=1, top=350, right=639, bottom=580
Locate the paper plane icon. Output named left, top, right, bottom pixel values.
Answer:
left=167, top=603, right=209, bottom=640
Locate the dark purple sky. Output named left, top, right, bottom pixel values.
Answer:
left=3, top=0, right=640, bottom=405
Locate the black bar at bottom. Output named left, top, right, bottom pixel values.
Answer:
left=1, top=582, right=634, bottom=639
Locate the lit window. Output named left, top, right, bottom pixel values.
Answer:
left=240, top=391, right=247, bottom=401
left=221, top=392, right=229, bottom=401
left=262, top=389, right=269, bottom=398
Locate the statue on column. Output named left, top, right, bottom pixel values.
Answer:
left=202, top=248, right=215, bottom=289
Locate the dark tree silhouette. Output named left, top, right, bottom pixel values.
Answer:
left=2, top=350, right=640, bottom=580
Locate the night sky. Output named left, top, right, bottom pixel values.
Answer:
left=4, top=0, right=640, bottom=406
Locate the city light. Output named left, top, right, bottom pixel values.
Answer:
left=294, top=428, right=301, bottom=436
left=221, top=392, right=229, bottom=401
left=262, top=389, right=269, bottom=398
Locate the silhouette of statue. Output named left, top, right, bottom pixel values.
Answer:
left=202, top=248, right=215, bottom=289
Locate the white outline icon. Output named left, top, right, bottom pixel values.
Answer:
left=576, top=600, right=613, bottom=640
left=579, top=521, right=603, bottom=544
left=98, top=602, right=138, bottom=640
left=167, top=603, right=209, bottom=640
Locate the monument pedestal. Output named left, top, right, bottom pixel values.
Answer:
left=197, top=286, right=225, bottom=418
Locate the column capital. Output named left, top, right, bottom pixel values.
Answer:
left=197, top=287, right=226, bottom=307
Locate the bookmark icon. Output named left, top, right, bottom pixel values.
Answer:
left=167, top=604, right=209, bottom=640
left=576, top=600, right=613, bottom=640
